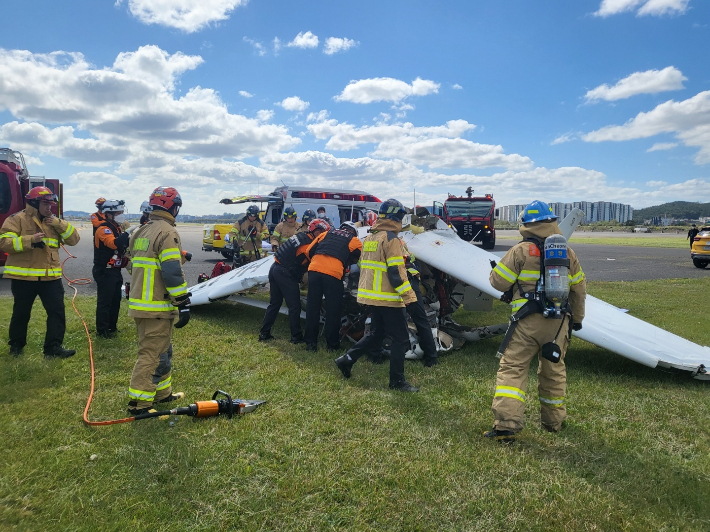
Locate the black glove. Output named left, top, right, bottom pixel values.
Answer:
left=182, top=251, right=192, bottom=262
left=115, top=232, right=130, bottom=252
left=175, top=307, right=190, bottom=328
left=32, top=241, right=46, bottom=249
left=174, top=292, right=192, bottom=329
left=489, top=260, right=497, bottom=268
left=572, top=323, right=582, bottom=331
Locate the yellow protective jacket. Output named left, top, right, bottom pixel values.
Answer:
left=490, top=221, right=586, bottom=322
left=229, top=216, right=269, bottom=253
left=126, top=210, right=187, bottom=319
left=0, top=205, right=80, bottom=281
left=270, top=220, right=298, bottom=246
left=296, top=221, right=310, bottom=233
left=356, top=218, right=417, bottom=308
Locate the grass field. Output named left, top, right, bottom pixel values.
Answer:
left=1, top=279, right=709, bottom=531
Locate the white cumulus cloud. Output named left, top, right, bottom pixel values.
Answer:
left=288, top=31, right=319, bottom=49
left=647, top=142, right=678, bottom=152
left=239, top=90, right=253, bottom=98
left=117, top=0, right=249, bottom=33
left=585, top=67, right=687, bottom=102
left=334, top=77, right=440, bottom=104
left=583, top=90, right=710, bottom=163
left=279, top=96, right=309, bottom=112
left=594, top=0, right=690, bottom=17
left=324, top=37, right=358, bottom=55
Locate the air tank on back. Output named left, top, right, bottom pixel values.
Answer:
left=543, top=234, right=570, bottom=316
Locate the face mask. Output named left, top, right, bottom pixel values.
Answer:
left=114, top=214, right=126, bottom=224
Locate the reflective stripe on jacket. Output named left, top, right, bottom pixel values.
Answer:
left=270, top=221, right=298, bottom=246
left=126, top=210, right=187, bottom=318
left=356, top=218, right=416, bottom=308
left=489, top=221, right=586, bottom=321
left=0, top=205, right=80, bottom=281
left=229, top=216, right=269, bottom=252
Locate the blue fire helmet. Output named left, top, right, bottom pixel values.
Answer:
left=378, top=198, right=406, bottom=221
left=247, top=205, right=259, bottom=216
left=302, top=209, right=316, bottom=222
left=520, top=200, right=557, bottom=224
left=284, top=206, right=297, bottom=219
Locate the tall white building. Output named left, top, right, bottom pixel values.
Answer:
left=497, top=201, right=633, bottom=223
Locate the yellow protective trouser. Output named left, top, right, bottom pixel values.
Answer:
left=128, top=317, right=175, bottom=409
left=492, top=313, right=570, bottom=433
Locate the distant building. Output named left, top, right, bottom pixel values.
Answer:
left=497, top=201, right=633, bottom=223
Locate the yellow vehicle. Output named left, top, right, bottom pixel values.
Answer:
left=202, top=223, right=236, bottom=260
left=691, top=226, right=710, bottom=269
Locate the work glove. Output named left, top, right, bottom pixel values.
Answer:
left=174, top=292, right=192, bottom=329
left=489, top=260, right=497, bottom=269
left=572, top=323, right=583, bottom=331
left=115, top=232, right=130, bottom=252
left=182, top=250, right=192, bottom=261
left=32, top=241, right=46, bottom=249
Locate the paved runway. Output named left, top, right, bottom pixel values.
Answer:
left=0, top=224, right=706, bottom=296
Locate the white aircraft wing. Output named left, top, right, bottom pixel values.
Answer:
left=402, top=225, right=710, bottom=380
left=190, top=255, right=274, bottom=306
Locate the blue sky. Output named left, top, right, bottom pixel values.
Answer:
left=0, top=0, right=708, bottom=215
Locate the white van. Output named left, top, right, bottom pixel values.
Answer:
left=221, top=186, right=382, bottom=231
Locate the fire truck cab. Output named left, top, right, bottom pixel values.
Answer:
left=432, top=187, right=496, bottom=249
left=0, top=148, right=64, bottom=271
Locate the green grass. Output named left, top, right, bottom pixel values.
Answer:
left=1, top=279, right=709, bottom=531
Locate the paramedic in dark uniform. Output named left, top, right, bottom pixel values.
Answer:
left=259, top=220, right=329, bottom=343
left=303, top=221, right=362, bottom=351
left=93, top=199, right=130, bottom=338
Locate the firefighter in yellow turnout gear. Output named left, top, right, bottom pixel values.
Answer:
left=270, top=206, right=298, bottom=251
left=334, top=199, right=420, bottom=392
left=125, top=186, right=189, bottom=415
left=486, top=200, right=586, bottom=442
left=230, top=204, right=269, bottom=263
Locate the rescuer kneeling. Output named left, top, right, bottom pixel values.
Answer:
left=485, top=200, right=586, bottom=443
left=125, top=186, right=189, bottom=415
left=93, top=199, right=130, bottom=339
left=0, top=186, right=80, bottom=358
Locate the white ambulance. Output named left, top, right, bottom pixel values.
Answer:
left=220, top=186, right=382, bottom=231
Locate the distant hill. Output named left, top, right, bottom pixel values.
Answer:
left=64, top=210, right=90, bottom=217
left=633, top=201, right=710, bottom=221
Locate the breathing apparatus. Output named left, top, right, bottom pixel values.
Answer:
left=542, top=234, right=570, bottom=317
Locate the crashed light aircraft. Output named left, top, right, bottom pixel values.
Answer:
left=188, top=208, right=709, bottom=381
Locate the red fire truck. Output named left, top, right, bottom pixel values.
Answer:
left=431, top=187, right=496, bottom=249
left=0, top=148, right=65, bottom=272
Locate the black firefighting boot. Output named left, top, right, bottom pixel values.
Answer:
left=388, top=381, right=420, bottom=393
left=44, top=346, right=76, bottom=359
left=156, top=392, right=186, bottom=404
left=483, top=428, right=516, bottom=444
left=334, top=354, right=354, bottom=379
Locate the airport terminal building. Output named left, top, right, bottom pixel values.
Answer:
left=498, top=201, right=633, bottom=223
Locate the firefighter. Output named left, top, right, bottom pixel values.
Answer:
left=125, top=186, right=189, bottom=415
left=270, top=206, right=298, bottom=251
left=229, top=205, right=269, bottom=264
left=1, top=186, right=80, bottom=358
left=296, top=209, right=316, bottom=233
left=259, top=219, right=330, bottom=343
left=90, top=197, right=107, bottom=235
left=93, top=199, right=130, bottom=338
left=304, top=221, right=362, bottom=351
left=334, top=199, right=420, bottom=392
left=485, top=200, right=586, bottom=443
left=402, top=242, right=438, bottom=366
left=139, top=200, right=152, bottom=226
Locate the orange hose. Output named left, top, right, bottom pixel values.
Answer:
left=61, top=244, right=137, bottom=426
